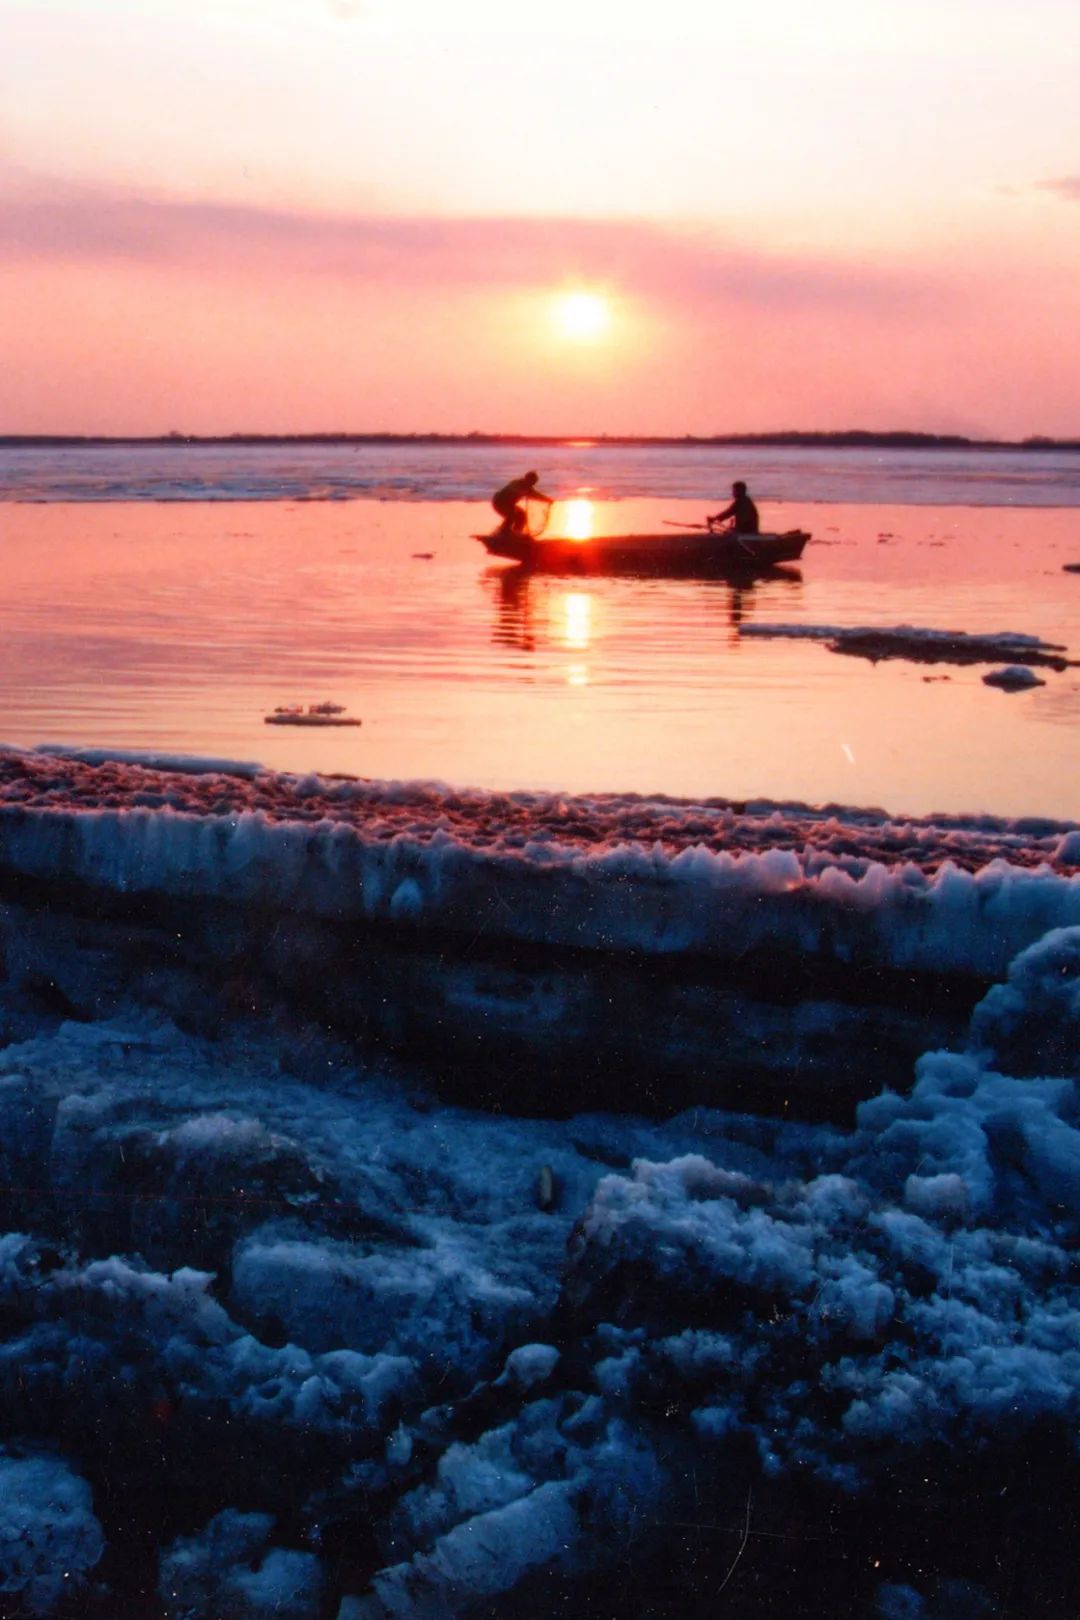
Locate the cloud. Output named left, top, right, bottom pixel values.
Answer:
left=0, top=171, right=944, bottom=315
left=1037, top=176, right=1080, bottom=201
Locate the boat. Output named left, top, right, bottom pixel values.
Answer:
left=473, top=528, right=810, bottom=574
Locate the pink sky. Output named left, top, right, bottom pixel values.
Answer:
left=3, top=0, right=1079, bottom=437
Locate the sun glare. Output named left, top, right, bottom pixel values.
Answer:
left=564, top=497, right=594, bottom=541
left=553, top=292, right=610, bottom=341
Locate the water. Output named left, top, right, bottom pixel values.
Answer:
left=1, top=444, right=1079, bottom=818
left=4, top=438, right=1080, bottom=506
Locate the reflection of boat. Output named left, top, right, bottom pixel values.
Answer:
left=473, top=528, right=810, bottom=574
left=485, top=559, right=804, bottom=650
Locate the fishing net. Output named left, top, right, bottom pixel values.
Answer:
left=524, top=496, right=551, bottom=539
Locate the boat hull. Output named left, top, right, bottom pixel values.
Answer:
left=474, top=529, right=810, bottom=573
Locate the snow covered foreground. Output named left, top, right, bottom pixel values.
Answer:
left=0, top=747, right=1077, bottom=1616
left=0, top=923, right=1076, bottom=1617
left=3, top=746, right=1080, bottom=981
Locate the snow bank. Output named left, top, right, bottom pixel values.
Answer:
left=1, top=748, right=1078, bottom=983
left=34, top=744, right=263, bottom=778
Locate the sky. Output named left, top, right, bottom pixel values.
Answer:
left=2, top=0, right=1079, bottom=437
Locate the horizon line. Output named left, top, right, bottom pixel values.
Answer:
left=3, top=429, right=1079, bottom=452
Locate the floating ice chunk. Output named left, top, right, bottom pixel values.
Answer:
left=743, top=623, right=1068, bottom=669
left=982, top=666, right=1046, bottom=690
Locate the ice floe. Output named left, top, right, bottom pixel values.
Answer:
left=742, top=622, right=1073, bottom=669
left=982, top=665, right=1046, bottom=690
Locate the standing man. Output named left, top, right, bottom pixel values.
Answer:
left=708, top=480, right=760, bottom=535
left=492, top=471, right=553, bottom=536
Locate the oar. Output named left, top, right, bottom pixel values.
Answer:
left=663, top=519, right=713, bottom=530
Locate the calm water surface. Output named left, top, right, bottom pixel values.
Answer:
left=2, top=492, right=1078, bottom=818
left=4, top=440, right=1080, bottom=505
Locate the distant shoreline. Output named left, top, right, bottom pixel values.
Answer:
left=2, top=431, right=1079, bottom=452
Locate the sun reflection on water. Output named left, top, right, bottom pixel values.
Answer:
left=561, top=591, right=592, bottom=650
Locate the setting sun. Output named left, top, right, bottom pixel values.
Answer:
left=552, top=291, right=610, bottom=341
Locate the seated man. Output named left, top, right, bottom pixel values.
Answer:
left=708, top=480, right=760, bottom=535
left=492, top=471, right=553, bottom=535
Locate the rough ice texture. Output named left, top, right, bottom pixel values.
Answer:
left=160, top=1510, right=323, bottom=1620
left=0, top=916, right=1076, bottom=1614
left=969, top=926, right=1080, bottom=1077
left=0, top=747, right=1078, bottom=1616
left=1, top=748, right=1079, bottom=986
left=0, top=1450, right=104, bottom=1616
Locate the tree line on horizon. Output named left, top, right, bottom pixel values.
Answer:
left=2, top=430, right=1079, bottom=451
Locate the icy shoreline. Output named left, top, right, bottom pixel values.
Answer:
left=4, top=747, right=1080, bottom=981
left=2, top=745, right=1078, bottom=1116
left=0, top=745, right=1078, bottom=1617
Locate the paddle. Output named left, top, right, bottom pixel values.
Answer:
left=663, top=519, right=712, bottom=530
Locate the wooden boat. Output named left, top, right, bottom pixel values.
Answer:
left=474, top=528, right=810, bottom=574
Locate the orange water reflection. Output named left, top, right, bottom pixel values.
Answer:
left=561, top=592, right=593, bottom=650
left=562, top=498, right=594, bottom=541
left=489, top=567, right=782, bottom=655
left=0, top=498, right=1076, bottom=816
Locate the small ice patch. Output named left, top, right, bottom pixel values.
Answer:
left=982, top=666, right=1046, bottom=690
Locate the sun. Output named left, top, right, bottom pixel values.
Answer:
left=553, top=291, right=610, bottom=341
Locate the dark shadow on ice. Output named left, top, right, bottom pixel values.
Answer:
left=0, top=874, right=978, bottom=1125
